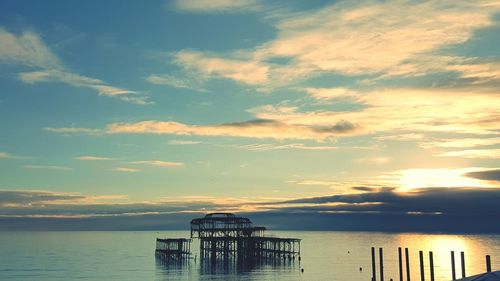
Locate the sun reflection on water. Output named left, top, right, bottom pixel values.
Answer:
left=393, top=233, right=489, bottom=280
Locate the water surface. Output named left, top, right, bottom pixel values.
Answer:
left=0, top=231, right=498, bottom=280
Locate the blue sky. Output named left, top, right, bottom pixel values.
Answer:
left=0, top=0, right=499, bottom=230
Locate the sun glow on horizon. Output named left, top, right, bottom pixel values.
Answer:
left=393, top=168, right=496, bottom=191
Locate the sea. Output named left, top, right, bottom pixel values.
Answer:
left=0, top=231, right=498, bottom=280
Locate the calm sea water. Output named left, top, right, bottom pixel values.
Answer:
left=0, top=231, right=498, bottom=280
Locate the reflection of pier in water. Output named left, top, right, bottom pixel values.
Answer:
left=155, top=213, right=301, bottom=266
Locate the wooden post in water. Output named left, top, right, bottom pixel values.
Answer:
left=451, top=251, right=456, bottom=280
left=380, top=247, right=384, bottom=281
left=429, top=251, right=435, bottom=281
left=419, top=250, right=425, bottom=281
left=398, top=247, right=403, bottom=281
left=405, top=248, right=411, bottom=281
left=372, top=247, right=377, bottom=281
left=486, top=255, right=491, bottom=273
left=461, top=251, right=466, bottom=278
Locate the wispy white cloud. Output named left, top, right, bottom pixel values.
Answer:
left=296, top=180, right=338, bottom=186
left=438, top=148, right=500, bottom=159
left=375, top=134, right=426, bottom=142
left=174, top=50, right=269, bottom=85
left=0, top=152, right=12, bottom=159
left=305, top=87, right=359, bottom=101
left=107, top=119, right=356, bottom=141
left=47, top=85, right=499, bottom=142
left=251, top=88, right=500, bottom=136
left=112, top=167, right=141, bottom=173
left=75, top=156, right=114, bottom=161
left=0, top=152, right=27, bottom=159
left=447, top=61, right=500, bottom=84
left=236, top=143, right=338, bottom=151
left=0, top=27, right=61, bottom=69
left=128, top=160, right=184, bottom=167
left=172, top=0, right=261, bottom=13
left=171, top=1, right=500, bottom=87
left=0, top=28, right=147, bottom=104
left=420, top=137, right=500, bottom=149
left=168, top=140, right=202, bottom=145
left=146, top=74, right=207, bottom=92
left=44, top=127, right=102, bottom=136
left=354, top=157, right=391, bottom=165
left=19, top=70, right=150, bottom=105
left=23, top=165, right=72, bottom=171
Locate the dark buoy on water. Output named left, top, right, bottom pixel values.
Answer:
left=360, top=267, right=363, bottom=272
left=301, top=268, right=304, bottom=273
left=298, top=256, right=301, bottom=261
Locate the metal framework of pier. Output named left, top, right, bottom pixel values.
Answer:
left=155, top=238, right=191, bottom=261
left=191, top=213, right=300, bottom=262
left=155, top=213, right=301, bottom=263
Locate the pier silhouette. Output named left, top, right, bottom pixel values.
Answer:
left=156, top=213, right=301, bottom=265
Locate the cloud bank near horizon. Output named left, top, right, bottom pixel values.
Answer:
left=1, top=185, right=499, bottom=232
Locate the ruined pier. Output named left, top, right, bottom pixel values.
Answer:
left=155, top=212, right=301, bottom=263
left=155, top=238, right=191, bottom=262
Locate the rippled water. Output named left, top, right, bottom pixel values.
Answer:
left=0, top=231, right=498, bottom=280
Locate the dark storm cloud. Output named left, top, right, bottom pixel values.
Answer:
left=465, top=169, right=500, bottom=181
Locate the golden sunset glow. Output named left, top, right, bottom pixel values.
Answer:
left=0, top=0, right=498, bottom=235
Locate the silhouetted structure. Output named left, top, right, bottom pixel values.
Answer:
left=191, top=213, right=300, bottom=262
left=155, top=238, right=191, bottom=261
left=155, top=213, right=301, bottom=264
left=372, top=246, right=496, bottom=281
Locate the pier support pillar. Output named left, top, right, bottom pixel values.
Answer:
left=398, top=247, right=403, bottom=281
left=486, top=255, right=491, bottom=273
left=429, top=251, right=434, bottom=281
left=451, top=251, right=456, bottom=280
left=380, top=247, right=384, bottom=281
left=405, top=248, right=411, bottom=281
left=419, top=250, right=425, bottom=281
left=461, top=251, right=466, bottom=278
left=372, top=247, right=377, bottom=281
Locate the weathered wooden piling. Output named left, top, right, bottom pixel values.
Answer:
left=451, top=251, right=456, bottom=280
left=429, top=251, right=434, bottom=281
left=405, top=248, right=411, bottom=281
left=398, top=247, right=403, bottom=281
left=419, top=250, right=425, bottom=281
left=380, top=248, right=384, bottom=281
left=372, top=247, right=377, bottom=281
left=486, top=255, right=491, bottom=272
left=370, top=248, right=492, bottom=281
left=461, top=251, right=466, bottom=278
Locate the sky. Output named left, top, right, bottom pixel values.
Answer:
left=0, top=0, right=499, bottom=231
